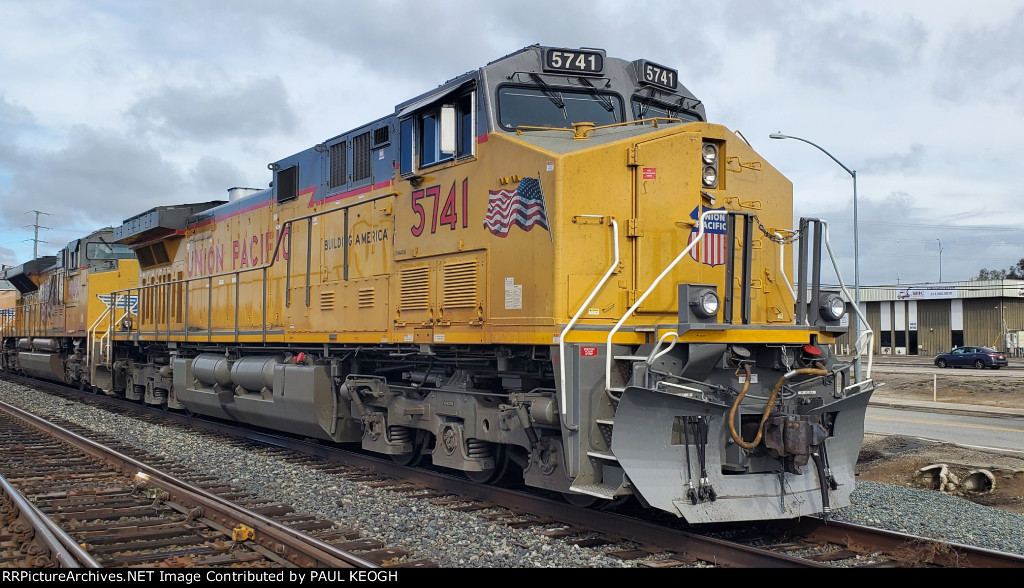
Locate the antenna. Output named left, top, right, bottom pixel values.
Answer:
left=24, top=210, right=51, bottom=259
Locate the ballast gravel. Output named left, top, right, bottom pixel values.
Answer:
left=1, top=380, right=1022, bottom=566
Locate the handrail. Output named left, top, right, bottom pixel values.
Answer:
left=85, top=299, right=115, bottom=370
left=108, top=200, right=347, bottom=341
left=558, top=216, right=618, bottom=418
left=516, top=117, right=684, bottom=140
left=647, top=331, right=679, bottom=366
left=819, top=220, right=875, bottom=381
left=605, top=209, right=714, bottom=394
left=776, top=232, right=796, bottom=300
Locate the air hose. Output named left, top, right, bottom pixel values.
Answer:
left=812, top=451, right=831, bottom=520
left=727, top=362, right=828, bottom=450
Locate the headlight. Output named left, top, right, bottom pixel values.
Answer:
left=702, top=165, right=717, bottom=187
left=702, top=143, right=718, bottom=164
left=691, top=289, right=720, bottom=318
left=819, top=294, right=846, bottom=321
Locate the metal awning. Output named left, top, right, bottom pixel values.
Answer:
left=396, top=81, right=472, bottom=118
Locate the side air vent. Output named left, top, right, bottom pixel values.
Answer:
left=358, top=288, right=375, bottom=308
left=329, top=142, right=347, bottom=189
left=400, top=266, right=430, bottom=311
left=352, top=132, right=371, bottom=182
left=442, top=261, right=477, bottom=309
left=320, top=290, right=336, bottom=311
left=372, top=126, right=390, bottom=148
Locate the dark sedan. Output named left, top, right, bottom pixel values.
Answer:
left=934, top=346, right=1009, bottom=369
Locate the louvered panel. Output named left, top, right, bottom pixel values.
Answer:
left=320, top=290, right=336, bottom=311
left=400, top=266, right=430, bottom=310
left=442, top=261, right=477, bottom=309
left=358, top=287, right=375, bottom=308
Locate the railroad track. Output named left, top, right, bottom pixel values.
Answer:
left=4, top=373, right=1024, bottom=568
left=0, top=398, right=435, bottom=568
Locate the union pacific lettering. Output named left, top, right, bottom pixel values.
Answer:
left=233, top=228, right=290, bottom=269
left=188, top=244, right=225, bottom=278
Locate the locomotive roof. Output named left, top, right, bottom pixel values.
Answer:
left=115, top=201, right=226, bottom=245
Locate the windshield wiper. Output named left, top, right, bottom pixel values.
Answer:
left=578, top=77, right=615, bottom=112
left=528, top=74, right=565, bottom=110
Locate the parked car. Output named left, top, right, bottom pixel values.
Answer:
left=934, top=346, right=1008, bottom=369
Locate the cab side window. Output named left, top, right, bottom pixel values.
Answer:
left=400, top=90, right=475, bottom=176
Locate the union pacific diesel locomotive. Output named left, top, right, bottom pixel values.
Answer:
left=1, top=45, right=876, bottom=524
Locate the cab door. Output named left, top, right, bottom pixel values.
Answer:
left=630, top=131, right=709, bottom=313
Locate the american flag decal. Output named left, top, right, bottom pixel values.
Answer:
left=483, top=177, right=550, bottom=238
left=687, top=206, right=729, bottom=267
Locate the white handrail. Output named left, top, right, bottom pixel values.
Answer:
left=86, top=302, right=115, bottom=371
left=647, top=331, right=679, bottom=365
left=776, top=232, right=795, bottom=300
left=605, top=209, right=714, bottom=393
left=819, top=220, right=875, bottom=381
left=559, top=217, right=619, bottom=417
left=101, top=309, right=134, bottom=368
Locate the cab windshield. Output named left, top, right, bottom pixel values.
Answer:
left=631, top=96, right=702, bottom=123
left=497, top=85, right=622, bottom=131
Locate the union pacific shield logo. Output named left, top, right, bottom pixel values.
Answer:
left=687, top=206, right=728, bottom=267
left=97, top=294, right=139, bottom=315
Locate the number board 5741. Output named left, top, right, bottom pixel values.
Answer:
left=634, top=59, right=678, bottom=92
left=543, top=48, right=604, bottom=75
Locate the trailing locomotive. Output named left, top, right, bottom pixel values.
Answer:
left=1, top=228, right=138, bottom=388
left=1, top=45, right=876, bottom=524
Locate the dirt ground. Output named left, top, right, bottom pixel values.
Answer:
left=857, top=366, right=1024, bottom=515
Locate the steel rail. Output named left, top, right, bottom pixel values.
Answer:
left=0, top=399, right=378, bottom=569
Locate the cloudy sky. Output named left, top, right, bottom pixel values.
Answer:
left=2, top=0, right=1022, bottom=288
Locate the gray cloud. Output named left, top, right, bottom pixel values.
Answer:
left=190, top=155, right=257, bottom=198
left=862, top=144, right=925, bottom=174
left=0, top=125, right=186, bottom=235
left=774, top=9, right=927, bottom=87
left=128, top=77, right=297, bottom=141
left=0, top=95, right=34, bottom=128
left=932, top=8, right=1024, bottom=109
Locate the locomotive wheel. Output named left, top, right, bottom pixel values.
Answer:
left=391, top=451, right=424, bottom=466
left=391, top=441, right=425, bottom=466
left=561, top=492, right=600, bottom=508
left=561, top=492, right=631, bottom=509
left=389, top=428, right=427, bottom=466
left=465, top=445, right=520, bottom=486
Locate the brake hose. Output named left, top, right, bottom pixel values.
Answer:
left=728, top=362, right=828, bottom=450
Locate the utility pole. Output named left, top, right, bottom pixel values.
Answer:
left=24, top=210, right=51, bottom=259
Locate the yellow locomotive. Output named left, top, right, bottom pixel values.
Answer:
left=1, top=228, right=138, bottom=388
left=5, top=45, right=875, bottom=524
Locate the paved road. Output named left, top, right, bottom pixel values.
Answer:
left=865, top=405, right=1024, bottom=455
left=862, top=354, right=1024, bottom=453
left=872, top=364, right=1024, bottom=379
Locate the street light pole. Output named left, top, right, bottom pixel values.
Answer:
left=770, top=132, right=861, bottom=381
left=936, top=238, right=943, bottom=282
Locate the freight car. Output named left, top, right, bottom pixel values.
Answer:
left=2, top=45, right=876, bottom=524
